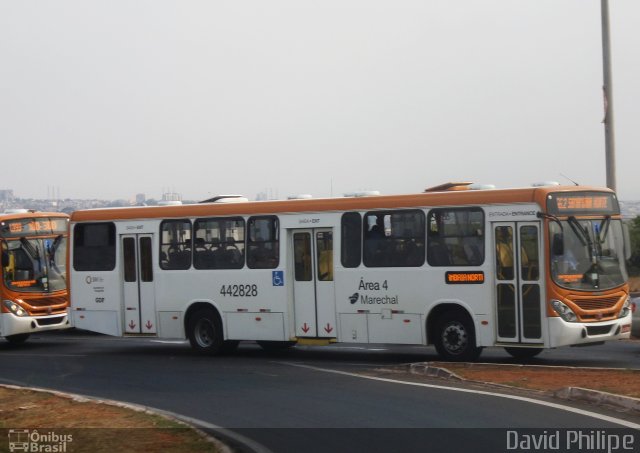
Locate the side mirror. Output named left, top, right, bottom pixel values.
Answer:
left=552, top=233, right=564, bottom=256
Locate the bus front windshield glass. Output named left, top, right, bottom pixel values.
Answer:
left=549, top=218, right=627, bottom=291
left=1, top=236, right=67, bottom=293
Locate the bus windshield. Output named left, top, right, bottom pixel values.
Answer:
left=1, top=236, right=67, bottom=293
left=549, top=218, right=627, bottom=291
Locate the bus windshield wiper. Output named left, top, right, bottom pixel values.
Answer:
left=597, top=216, right=611, bottom=243
left=568, top=217, right=601, bottom=287
left=20, top=237, right=39, bottom=259
left=567, top=216, right=590, bottom=248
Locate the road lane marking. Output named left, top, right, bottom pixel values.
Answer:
left=280, top=362, right=640, bottom=429
left=0, top=353, right=87, bottom=357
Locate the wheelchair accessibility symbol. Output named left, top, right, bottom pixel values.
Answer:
left=272, top=271, right=284, bottom=286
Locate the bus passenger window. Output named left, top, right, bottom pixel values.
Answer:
left=73, top=222, right=116, bottom=271
left=427, top=208, right=484, bottom=267
left=341, top=212, right=361, bottom=268
left=495, top=226, right=514, bottom=280
left=363, top=210, right=425, bottom=268
left=160, top=219, right=192, bottom=270
left=316, top=231, right=333, bottom=281
left=193, top=217, right=245, bottom=269
left=247, top=216, right=279, bottom=269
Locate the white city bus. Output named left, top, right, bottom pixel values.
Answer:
left=68, top=184, right=633, bottom=360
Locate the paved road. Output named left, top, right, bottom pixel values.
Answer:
left=1, top=332, right=639, bottom=452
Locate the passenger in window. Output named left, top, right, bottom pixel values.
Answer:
left=495, top=228, right=514, bottom=279
left=496, top=229, right=529, bottom=279
left=318, top=249, right=333, bottom=280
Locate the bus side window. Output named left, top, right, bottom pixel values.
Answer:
left=363, top=210, right=424, bottom=267
left=73, top=222, right=116, bottom=272
left=427, top=208, right=484, bottom=267
left=160, top=219, right=192, bottom=270
left=247, top=216, right=279, bottom=269
left=341, top=212, right=361, bottom=268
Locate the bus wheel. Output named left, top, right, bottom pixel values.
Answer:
left=434, top=312, right=482, bottom=362
left=504, top=347, right=543, bottom=360
left=257, top=341, right=297, bottom=352
left=5, top=333, right=30, bottom=345
left=187, top=308, right=224, bottom=355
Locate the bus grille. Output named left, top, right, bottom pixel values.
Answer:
left=568, top=295, right=621, bottom=311
left=586, top=325, right=613, bottom=336
left=21, top=296, right=68, bottom=316
left=36, top=316, right=66, bottom=326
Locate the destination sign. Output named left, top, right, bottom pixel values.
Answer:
left=445, top=271, right=485, bottom=284
left=546, top=192, right=619, bottom=216
left=0, top=218, right=68, bottom=238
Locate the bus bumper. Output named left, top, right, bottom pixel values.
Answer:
left=548, top=313, right=632, bottom=348
left=0, top=312, right=70, bottom=338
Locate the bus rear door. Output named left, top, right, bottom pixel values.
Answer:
left=121, top=234, right=157, bottom=334
left=291, top=229, right=336, bottom=338
left=493, top=222, right=543, bottom=345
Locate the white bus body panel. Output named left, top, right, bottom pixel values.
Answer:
left=68, top=202, right=627, bottom=350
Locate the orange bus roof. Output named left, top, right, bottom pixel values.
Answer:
left=69, top=186, right=615, bottom=222
left=0, top=212, right=69, bottom=222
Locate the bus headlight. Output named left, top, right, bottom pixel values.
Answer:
left=3, top=300, right=28, bottom=317
left=618, top=297, right=632, bottom=319
left=551, top=300, right=577, bottom=322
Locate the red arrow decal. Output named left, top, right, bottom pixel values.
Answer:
left=145, top=320, right=153, bottom=330
left=324, top=323, right=333, bottom=334
left=128, top=320, right=136, bottom=330
left=301, top=323, right=310, bottom=333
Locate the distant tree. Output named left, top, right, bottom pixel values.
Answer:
left=628, top=216, right=640, bottom=274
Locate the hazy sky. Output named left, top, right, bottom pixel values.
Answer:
left=1, top=1, right=639, bottom=202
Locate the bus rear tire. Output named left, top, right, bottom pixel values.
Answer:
left=434, top=312, right=482, bottom=362
left=187, top=308, right=224, bottom=355
left=504, top=347, right=543, bottom=360
left=5, top=334, right=30, bottom=345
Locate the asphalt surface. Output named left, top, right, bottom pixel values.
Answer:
left=1, top=331, right=639, bottom=453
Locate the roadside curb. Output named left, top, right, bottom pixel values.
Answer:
left=555, top=387, right=640, bottom=414
left=405, top=362, right=640, bottom=415
left=407, top=362, right=464, bottom=380
left=0, top=383, right=233, bottom=453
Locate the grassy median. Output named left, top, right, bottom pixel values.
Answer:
left=0, top=386, right=222, bottom=453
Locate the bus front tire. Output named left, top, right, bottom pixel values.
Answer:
left=504, top=347, right=543, bottom=360
left=434, top=312, right=482, bottom=362
left=5, top=334, right=30, bottom=345
left=187, top=308, right=224, bottom=355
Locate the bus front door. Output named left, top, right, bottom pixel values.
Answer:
left=291, top=229, right=336, bottom=338
left=493, top=222, right=543, bottom=345
left=121, top=234, right=157, bottom=334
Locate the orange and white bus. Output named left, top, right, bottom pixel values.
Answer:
left=1, top=211, right=70, bottom=344
left=68, top=184, right=633, bottom=360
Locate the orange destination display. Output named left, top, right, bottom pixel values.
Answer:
left=546, top=192, right=619, bottom=216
